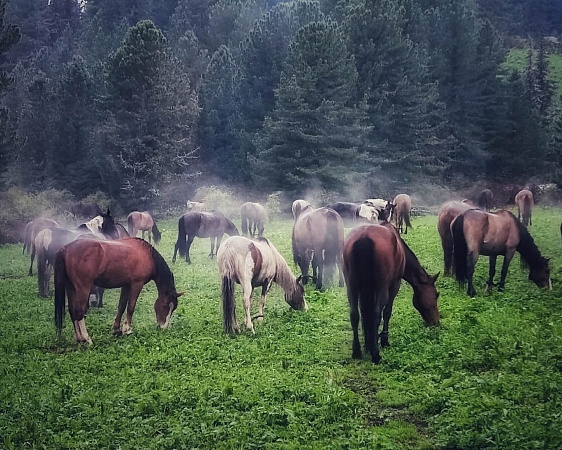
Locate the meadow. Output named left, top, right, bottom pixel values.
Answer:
left=1, top=208, right=561, bottom=449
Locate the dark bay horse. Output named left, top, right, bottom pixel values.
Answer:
left=172, top=210, right=239, bottom=264
left=292, top=207, right=345, bottom=289
left=393, top=194, right=412, bottom=234
left=343, top=224, right=439, bottom=364
left=437, top=201, right=473, bottom=276
left=451, top=209, right=550, bottom=297
left=127, top=211, right=161, bottom=244
left=515, top=189, right=534, bottom=226
left=326, top=202, right=361, bottom=226
left=70, top=202, right=103, bottom=219
left=55, top=238, right=183, bottom=344
left=218, top=236, right=307, bottom=334
left=23, top=218, right=59, bottom=275
left=476, top=189, right=493, bottom=211
left=240, top=202, right=267, bottom=237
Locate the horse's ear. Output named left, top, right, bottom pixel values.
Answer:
left=432, top=272, right=440, bottom=282
left=106, top=208, right=111, bottom=216
left=176, top=292, right=184, bottom=298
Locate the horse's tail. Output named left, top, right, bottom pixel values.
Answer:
left=37, top=238, right=49, bottom=297
left=176, top=216, right=187, bottom=257
left=23, top=222, right=32, bottom=255
left=127, top=215, right=135, bottom=236
left=404, top=209, right=412, bottom=230
left=54, top=247, right=68, bottom=338
left=451, top=215, right=468, bottom=285
left=291, top=225, right=300, bottom=266
left=522, top=195, right=532, bottom=226
left=240, top=204, right=248, bottom=236
left=221, top=275, right=237, bottom=334
left=152, top=223, right=161, bottom=244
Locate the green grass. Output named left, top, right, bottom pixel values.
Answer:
left=1, top=208, right=561, bottom=449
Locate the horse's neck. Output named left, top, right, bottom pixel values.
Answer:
left=273, top=254, right=296, bottom=291
left=402, top=251, right=428, bottom=288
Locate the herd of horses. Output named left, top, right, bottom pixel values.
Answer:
left=20, top=188, right=552, bottom=363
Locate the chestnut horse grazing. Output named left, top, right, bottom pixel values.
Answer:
left=173, top=210, right=239, bottom=264
left=437, top=201, right=473, bottom=276
left=55, top=238, right=182, bottom=344
left=451, top=209, right=550, bottom=297
left=292, top=207, right=345, bottom=289
left=292, top=199, right=312, bottom=220
left=240, top=202, right=267, bottom=237
left=393, top=194, right=412, bottom=234
left=343, top=224, right=440, bottom=364
left=218, top=236, right=307, bottom=334
left=127, top=211, right=161, bottom=244
left=515, top=189, right=534, bottom=226
left=23, top=218, right=59, bottom=275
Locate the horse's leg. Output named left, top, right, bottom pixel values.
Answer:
left=185, top=235, right=194, bottom=264
left=486, top=255, right=497, bottom=292
left=313, top=252, right=323, bottom=289
left=257, top=280, right=273, bottom=322
left=122, top=283, right=145, bottom=335
left=498, top=250, right=515, bottom=291
left=361, top=291, right=383, bottom=364
left=347, top=283, right=362, bottom=359
left=380, top=281, right=401, bottom=348
left=28, top=244, right=36, bottom=276
left=466, top=251, right=478, bottom=297
left=67, top=285, right=93, bottom=344
left=299, top=251, right=312, bottom=285
left=142, top=230, right=146, bottom=241
left=243, top=283, right=255, bottom=334
left=112, top=286, right=130, bottom=335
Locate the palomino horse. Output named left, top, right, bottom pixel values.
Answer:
left=23, top=218, right=59, bottom=275
left=55, top=238, right=183, bottom=344
left=70, top=202, right=103, bottom=219
left=476, top=189, right=493, bottom=211
left=127, top=211, right=161, bottom=244
left=218, top=236, right=307, bottom=334
left=240, top=202, right=267, bottom=237
left=292, top=207, right=345, bottom=289
left=172, top=210, right=239, bottom=264
left=515, top=189, right=534, bottom=226
left=393, top=194, right=412, bottom=234
left=34, top=212, right=119, bottom=298
left=451, top=209, right=550, bottom=297
left=343, top=223, right=440, bottom=364
left=292, top=199, right=312, bottom=220
left=437, top=201, right=473, bottom=276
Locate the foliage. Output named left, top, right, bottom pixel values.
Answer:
left=194, top=184, right=240, bottom=216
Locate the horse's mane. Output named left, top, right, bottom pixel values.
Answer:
left=512, top=212, right=546, bottom=268
left=144, top=239, right=175, bottom=289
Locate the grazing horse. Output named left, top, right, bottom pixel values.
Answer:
left=292, top=199, right=312, bottom=220
left=218, top=236, right=307, bottom=334
left=240, top=202, right=267, bottom=237
left=437, top=201, right=473, bottom=276
left=172, top=210, right=239, bottom=264
left=343, top=223, right=440, bottom=364
left=23, top=218, right=59, bottom=275
left=393, top=194, right=412, bottom=234
left=515, top=189, right=534, bottom=226
left=451, top=209, right=550, bottom=297
left=292, top=207, right=345, bottom=289
left=70, top=202, right=103, bottom=219
left=476, top=189, right=493, bottom=211
left=127, top=211, right=161, bottom=244
left=364, top=199, right=395, bottom=222
left=326, top=202, right=380, bottom=226
left=55, top=238, right=183, bottom=344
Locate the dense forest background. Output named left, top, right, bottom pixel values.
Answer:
left=1, top=0, right=562, bottom=212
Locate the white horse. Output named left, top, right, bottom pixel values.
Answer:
left=364, top=198, right=394, bottom=222
left=218, top=235, right=308, bottom=334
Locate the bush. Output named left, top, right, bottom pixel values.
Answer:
left=195, top=185, right=239, bottom=218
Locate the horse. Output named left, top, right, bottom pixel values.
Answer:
left=343, top=223, right=440, bottom=364
left=34, top=212, right=119, bottom=298
left=451, top=209, right=551, bottom=297
left=292, top=207, right=345, bottom=289
left=363, top=199, right=395, bottom=222
left=437, top=201, right=473, bottom=276
left=70, top=202, right=103, bottom=219
left=54, top=238, right=183, bottom=344
left=393, top=194, right=412, bottom=234
left=127, top=211, right=161, bottom=244
left=172, top=210, right=239, bottom=264
left=326, top=202, right=380, bottom=227
left=23, top=218, right=59, bottom=275
left=476, top=189, right=493, bottom=211
left=240, top=202, right=267, bottom=237
left=115, top=223, right=130, bottom=238
left=218, top=236, right=308, bottom=334
left=292, top=199, right=312, bottom=220
left=515, top=189, right=534, bottom=226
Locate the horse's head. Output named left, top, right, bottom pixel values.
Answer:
left=101, top=209, right=119, bottom=240
left=226, top=220, right=240, bottom=236
left=529, top=257, right=551, bottom=290
left=285, top=275, right=308, bottom=311
left=154, top=290, right=183, bottom=328
left=412, top=272, right=440, bottom=326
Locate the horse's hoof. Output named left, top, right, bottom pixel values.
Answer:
left=352, top=350, right=362, bottom=359
left=112, top=329, right=122, bottom=336
left=371, top=354, right=381, bottom=364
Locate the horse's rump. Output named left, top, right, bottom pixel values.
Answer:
left=292, top=200, right=312, bottom=220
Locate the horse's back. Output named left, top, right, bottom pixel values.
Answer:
left=437, top=201, right=472, bottom=236
left=459, top=209, right=518, bottom=254
left=218, top=236, right=276, bottom=282
left=295, top=207, right=344, bottom=249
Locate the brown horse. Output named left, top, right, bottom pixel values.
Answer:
left=393, top=194, right=412, bottom=234
left=437, top=201, right=473, bottom=276
left=172, top=210, right=239, bottom=264
left=240, top=202, right=267, bottom=237
left=55, top=238, right=183, bottom=344
left=127, top=211, right=161, bottom=244
left=343, top=223, right=440, bottom=364
left=515, top=189, right=534, bottom=226
left=218, top=236, right=307, bottom=334
left=451, top=209, right=550, bottom=297
left=291, top=199, right=312, bottom=220
left=23, top=218, right=59, bottom=275
left=476, top=189, right=493, bottom=211
left=292, top=207, right=344, bottom=289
